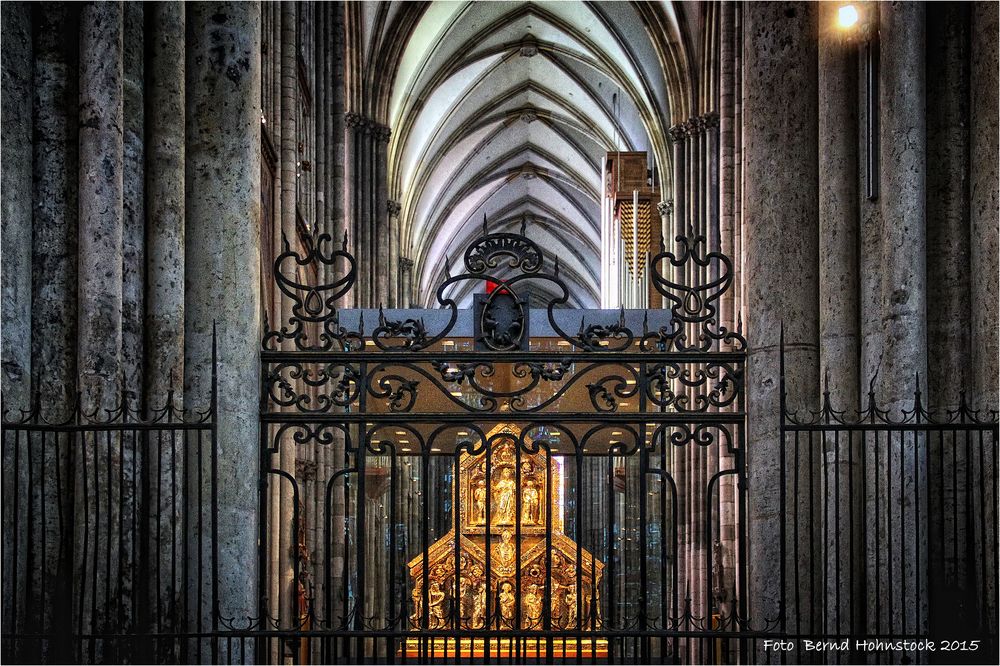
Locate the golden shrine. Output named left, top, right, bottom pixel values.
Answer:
left=403, top=424, right=606, bottom=658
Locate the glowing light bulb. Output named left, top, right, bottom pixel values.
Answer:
left=838, top=4, right=859, bottom=29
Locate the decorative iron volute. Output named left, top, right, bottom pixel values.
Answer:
left=647, top=229, right=746, bottom=352
left=263, top=231, right=361, bottom=351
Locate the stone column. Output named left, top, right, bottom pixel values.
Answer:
left=818, top=1, right=860, bottom=637
left=277, top=0, right=297, bottom=630
left=375, top=127, right=391, bottom=306
left=31, top=6, right=77, bottom=645
left=924, top=4, right=972, bottom=639
left=185, top=0, right=262, bottom=631
left=743, top=1, right=820, bottom=648
left=122, top=2, right=145, bottom=407
left=400, top=258, right=413, bottom=309
left=145, top=0, right=185, bottom=635
left=32, top=2, right=78, bottom=414
left=0, top=1, right=32, bottom=409
left=970, top=0, right=999, bottom=635
left=146, top=1, right=186, bottom=407
left=970, top=2, right=999, bottom=411
left=873, top=1, right=928, bottom=637
left=1, top=0, right=32, bottom=639
left=78, top=1, right=125, bottom=413
left=76, top=1, right=124, bottom=641
left=388, top=199, right=401, bottom=307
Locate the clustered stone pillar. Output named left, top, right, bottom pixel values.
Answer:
left=743, top=2, right=820, bottom=653
left=346, top=114, right=393, bottom=308
left=185, top=0, right=262, bottom=634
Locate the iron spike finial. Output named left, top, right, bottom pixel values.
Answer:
left=520, top=215, right=527, bottom=237
left=378, top=303, right=386, bottom=326
left=642, top=310, right=649, bottom=335
left=342, top=230, right=349, bottom=250
left=444, top=254, right=451, bottom=278
left=554, top=255, right=560, bottom=276
left=578, top=315, right=585, bottom=335
left=482, top=212, right=488, bottom=236
left=359, top=311, right=365, bottom=336
left=281, top=231, right=291, bottom=254
left=824, top=367, right=830, bottom=395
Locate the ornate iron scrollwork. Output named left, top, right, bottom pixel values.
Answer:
left=647, top=229, right=746, bottom=352
left=263, top=232, right=361, bottom=351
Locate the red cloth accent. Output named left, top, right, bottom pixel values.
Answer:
left=485, top=280, right=511, bottom=295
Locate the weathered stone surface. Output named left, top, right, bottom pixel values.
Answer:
left=1, top=0, right=32, bottom=639
left=926, top=4, right=970, bottom=410
left=818, top=1, right=860, bottom=637
left=969, top=0, right=999, bottom=637
left=122, top=2, right=145, bottom=408
left=818, top=2, right=859, bottom=408
left=743, top=1, right=820, bottom=651
left=29, top=4, right=77, bottom=649
left=873, top=1, right=928, bottom=639
left=32, top=2, right=78, bottom=415
left=1, top=1, right=33, bottom=411
left=78, top=1, right=125, bottom=413
left=146, top=1, right=186, bottom=407
left=970, top=2, right=999, bottom=411
left=145, top=0, right=186, bottom=635
left=185, top=0, right=262, bottom=629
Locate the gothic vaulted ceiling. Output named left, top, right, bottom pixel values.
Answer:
left=359, top=1, right=697, bottom=308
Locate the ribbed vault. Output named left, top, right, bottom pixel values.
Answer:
left=363, top=1, right=695, bottom=307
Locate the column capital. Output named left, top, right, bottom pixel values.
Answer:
left=387, top=199, right=401, bottom=216
left=657, top=199, right=674, bottom=217
left=399, top=257, right=414, bottom=271
left=668, top=123, right=687, bottom=143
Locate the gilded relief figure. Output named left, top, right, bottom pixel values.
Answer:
left=499, top=582, right=516, bottom=627
left=496, top=529, right=515, bottom=566
left=493, top=467, right=516, bottom=524
left=521, top=479, right=540, bottom=524
left=472, top=479, right=487, bottom=524
left=409, top=583, right=423, bottom=627
left=471, top=582, right=486, bottom=629
left=524, top=583, right=543, bottom=627
left=565, top=587, right=578, bottom=628
left=428, top=580, right=448, bottom=629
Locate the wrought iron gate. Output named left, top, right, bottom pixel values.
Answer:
left=258, top=221, right=749, bottom=663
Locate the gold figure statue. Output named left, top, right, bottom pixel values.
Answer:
left=499, top=581, right=516, bottom=627
left=428, top=580, right=447, bottom=629
left=522, top=479, right=540, bottom=524
left=471, top=582, right=486, bottom=629
left=494, top=467, right=516, bottom=524
left=496, top=529, right=515, bottom=566
left=473, top=479, right=487, bottom=524
left=565, top=587, right=578, bottom=628
left=524, top=583, right=542, bottom=628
